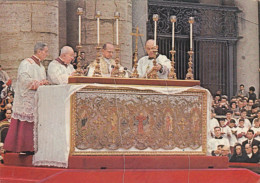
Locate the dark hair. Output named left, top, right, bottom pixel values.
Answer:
left=252, top=104, right=259, bottom=109
left=247, top=129, right=254, bottom=134
left=240, top=84, right=245, bottom=87
left=240, top=109, right=247, bottom=113
left=239, top=118, right=245, bottom=122
left=102, top=42, right=113, bottom=50
left=218, top=118, right=225, bottom=122
left=214, top=126, right=221, bottom=130
left=230, top=119, right=236, bottom=123
left=226, top=110, right=233, bottom=114
left=230, top=102, right=237, bottom=107
left=249, top=86, right=255, bottom=92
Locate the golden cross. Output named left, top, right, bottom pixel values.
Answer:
left=130, top=27, right=143, bottom=60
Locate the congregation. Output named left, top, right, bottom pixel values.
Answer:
left=209, top=84, right=260, bottom=163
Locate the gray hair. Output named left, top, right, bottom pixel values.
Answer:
left=34, top=42, right=47, bottom=54
left=60, top=46, right=74, bottom=55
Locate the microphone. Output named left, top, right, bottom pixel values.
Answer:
left=124, top=67, right=133, bottom=74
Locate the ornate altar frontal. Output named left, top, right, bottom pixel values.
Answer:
left=70, top=84, right=208, bottom=156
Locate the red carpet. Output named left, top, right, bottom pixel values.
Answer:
left=0, top=165, right=259, bottom=183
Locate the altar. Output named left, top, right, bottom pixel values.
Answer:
left=32, top=77, right=210, bottom=168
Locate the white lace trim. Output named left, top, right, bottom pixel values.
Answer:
left=32, top=159, right=68, bottom=168
left=12, top=112, right=34, bottom=123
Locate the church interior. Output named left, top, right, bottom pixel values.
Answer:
left=0, top=0, right=260, bottom=182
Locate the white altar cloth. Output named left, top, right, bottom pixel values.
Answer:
left=33, top=84, right=86, bottom=168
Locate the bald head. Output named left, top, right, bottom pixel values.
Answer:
left=60, top=46, right=74, bottom=64
left=61, top=46, right=74, bottom=55
left=145, top=39, right=156, bottom=58
left=145, top=39, right=154, bottom=47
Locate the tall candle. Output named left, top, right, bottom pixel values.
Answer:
left=189, top=17, right=194, bottom=50
left=96, top=11, right=101, bottom=45
left=77, top=8, right=83, bottom=45
left=190, top=23, right=192, bottom=50
left=79, top=15, right=81, bottom=45
left=114, top=12, right=120, bottom=45
left=153, top=14, right=159, bottom=47
left=116, top=18, right=119, bottom=45
left=170, top=16, right=177, bottom=50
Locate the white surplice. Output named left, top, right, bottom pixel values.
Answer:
left=12, top=58, right=46, bottom=122
left=47, top=60, right=75, bottom=85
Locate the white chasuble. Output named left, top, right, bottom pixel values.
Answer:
left=137, top=54, right=171, bottom=79
left=87, top=57, right=126, bottom=77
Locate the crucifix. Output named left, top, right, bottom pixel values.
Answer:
left=130, top=26, right=143, bottom=78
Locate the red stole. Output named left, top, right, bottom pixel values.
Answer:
left=31, top=55, right=41, bottom=66
left=56, top=57, right=68, bottom=68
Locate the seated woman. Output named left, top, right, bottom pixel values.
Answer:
left=230, top=144, right=249, bottom=163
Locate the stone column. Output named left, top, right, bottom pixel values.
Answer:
left=132, top=0, right=148, bottom=61
left=0, top=0, right=59, bottom=80
left=58, top=0, right=67, bottom=50
left=236, top=0, right=259, bottom=96
left=67, top=0, right=132, bottom=69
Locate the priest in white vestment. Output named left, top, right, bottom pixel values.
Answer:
left=207, top=126, right=230, bottom=156
left=47, top=46, right=75, bottom=85
left=87, top=43, right=128, bottom=77
left=4, top=42, right=49, bottom=154
left=136, top=39, right=171, bottom=79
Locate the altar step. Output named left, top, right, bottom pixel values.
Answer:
left=4, top=154, right=229, bottom=169
left=0, top=164, right=259, bottom=183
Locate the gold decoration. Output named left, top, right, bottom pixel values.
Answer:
left=130, top=27, right=143, bottom=78
left=70, top=86, right=208, bottom=155
left=92, top=46, right=102, bottom=77
left=74, top=45, right=83, bottom=76
left=168, top=49, right=177, bottom=79
left=185, top=50, right=194, bottom=80
left=111, top=46, right=120, bottom=77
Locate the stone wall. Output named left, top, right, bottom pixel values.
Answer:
left=0, top=0, right=59, bottom=80
left=132, top=0, right=148, bottom=60
left=66, top=0, right=133, bottom=69
left=58, top=0, right=67, bottom=50
left=236, top=0, right=259, bottom=96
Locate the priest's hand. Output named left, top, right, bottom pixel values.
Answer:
left=153, top=64, right=162, bottom=71
left=40, top=79, right=49, bottom=85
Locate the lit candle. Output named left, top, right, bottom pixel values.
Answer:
left=77, top=8, right=83, bottom=45
left=114, top=12, right=120, bottom=45
left=153, top=14, right=159, bottom=46
left=189, top=17, right=194, bottom=50
left=170, top=16, right=177, bottom=50
left=96, top=11, right=101, bottom=45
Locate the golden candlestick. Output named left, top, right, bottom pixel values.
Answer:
left=75, top=45, right=83, bottom=76
left=186, top=17, right=195, bottom=80
left=111, top=46, right=120, bottom=77
left=111, top=12, right=121, bottom=77
left=147, top=14, right=159, bottom=79
left=185, top=50, right=194, bottom=80
left=147, top=46, right=159, bottom=79
left=92, top=45, right=102, bottom=77
left=168, top=15, right=177, bottom=80
left=130, top=26, right=143, bottom=78
left=168, top=49, right=177, bottom=79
